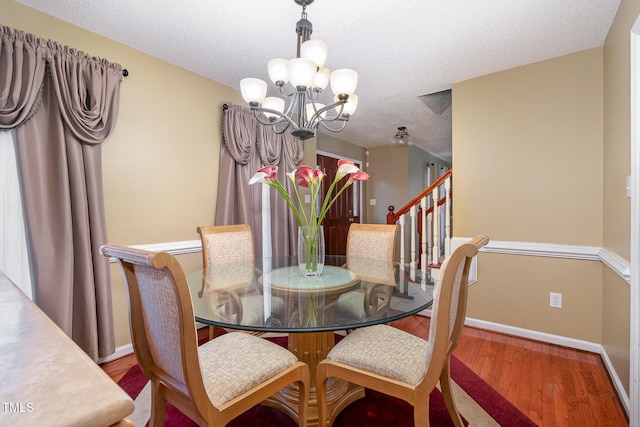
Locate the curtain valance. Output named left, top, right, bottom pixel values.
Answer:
left=0, top=24, right=122, bottom=140
left=217, top=103, right=304, bottom=257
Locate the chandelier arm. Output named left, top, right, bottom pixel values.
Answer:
left=252, top=108, right=299, bottom=131
left=318, top=120, right=348, bottom=133
left=307, top=100, right=347, bottom=128
left=278, top=85, right=296, bottom=97
left=272, top=123, right=292, bottom=135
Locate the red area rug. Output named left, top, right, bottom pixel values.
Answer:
left=117, top=336, right=537, bottom=426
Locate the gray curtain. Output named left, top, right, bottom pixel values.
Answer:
left=0, top=25, right=122, bottom=361
left=216, top=103, right=304, bottom=257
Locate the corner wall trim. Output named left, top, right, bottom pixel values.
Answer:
left=599, top=247, right=631, bottom=283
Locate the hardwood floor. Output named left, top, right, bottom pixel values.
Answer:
left=101, top=316, right=629, bottom=426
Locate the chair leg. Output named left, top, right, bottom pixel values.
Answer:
left=150, top=381, right=166, bottom=427
left=316, top=363, right=329, bottom=426
left=440, top=359, right=464, bottom=427
left=414, top=398, right=430, bottom=427
left=297, top=367, right=311, bottom=427
left=208, top=325, right=218, bottom=340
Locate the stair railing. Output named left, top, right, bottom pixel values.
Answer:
left=387, top=169, right=452, bottom=281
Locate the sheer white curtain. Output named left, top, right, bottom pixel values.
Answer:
left=0, top=130, right=33, bottom=299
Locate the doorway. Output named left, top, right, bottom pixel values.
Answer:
left=317, top=153, right=362, bottom=255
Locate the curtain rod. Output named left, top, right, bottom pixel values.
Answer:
left=122, top=69, right=129, bottom=77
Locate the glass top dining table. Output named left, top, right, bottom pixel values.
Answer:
left=185, top=255, right=434, bottom=425
left=185, top=255, right=434, bottom=334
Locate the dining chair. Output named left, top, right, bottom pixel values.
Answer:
left=335, top=223, right=398, bottom=321
left=101, top=244, right=310, bottom=427
left=317, top=235, right=489, bottom=427
left=197, top=224, right=284, bottom=338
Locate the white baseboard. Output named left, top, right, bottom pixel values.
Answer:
left=416, top=310, right=630, bottom=415
left=98, top=343, right=134, bottom=364
left=600, top=345, right=631, bottom=415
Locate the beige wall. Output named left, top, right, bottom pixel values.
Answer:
left=453, top=50, right=606, bottom=336
left=471, top=254, right=603, bottom=342
left=603, top=0, right=637, bottom=260
left=454, top=48, right=603, bottom=245
left=366, top=146, right=410, bottom=223
left=2, top=0, right=246, bottom=346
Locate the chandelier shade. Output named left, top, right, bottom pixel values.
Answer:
left=262, top=97, right=285, bottom=118
left=239, top=0, right=358, bottom=140
left=239, top=78, right=267, bottom=104
left=267, top=59, right=289, bottom=84
left=301, top=40, right=328, bottom=68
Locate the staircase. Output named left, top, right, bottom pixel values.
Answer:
left=386, top=169, right=452, bottom=283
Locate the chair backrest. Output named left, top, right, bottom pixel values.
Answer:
left=100, top=244, right=208, bottom=410
left=346, top=223, right=398, bottom=261
left=197, top=224, right=254, bottom=269
left=426, top=235, right=489, bottom=367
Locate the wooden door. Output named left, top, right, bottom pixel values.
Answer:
left=318, top=154, right=361, bottom=255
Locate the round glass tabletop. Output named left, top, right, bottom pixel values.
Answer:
left=186, top=256, right=434, bottom=333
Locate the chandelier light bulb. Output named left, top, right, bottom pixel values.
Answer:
left=262, top=97, right=285, bottom=119
left=330, top=69, right=358, bottom=95
left=288, top=58, right=317, bottom=88
left=300, top=39, right=328, bottom=68
left=240, top=78, right=267, bottom=104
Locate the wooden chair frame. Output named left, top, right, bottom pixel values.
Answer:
left=101, top=244, right=310, bottom=427
left=317, top=235, right=489, bottom=427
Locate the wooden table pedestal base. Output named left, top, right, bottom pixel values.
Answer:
left=263, top=331, right=364, bottom=426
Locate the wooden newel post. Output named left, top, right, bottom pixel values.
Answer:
left=387, top=205, right=396, bottom=224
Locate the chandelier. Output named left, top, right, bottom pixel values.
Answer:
left=239, top=0, right=358, bottom=141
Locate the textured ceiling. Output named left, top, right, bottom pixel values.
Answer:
left=14, top=0, right=620, bottom=162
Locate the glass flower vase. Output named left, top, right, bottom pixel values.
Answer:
left=298, top=225, right=325, bottom=277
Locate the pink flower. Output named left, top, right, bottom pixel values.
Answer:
left=295, top=165, right=324, bottom=186
left=249, top=158, right=370, bottom=231
left=258, top=165, right=278, bottom=180
left=249, top=165, right=278, bottom=185
left=349, top=170, right=370, bottom=183
left=336, top=159, right=359, bottom=179
left=298, top=179, right=310, bottom=188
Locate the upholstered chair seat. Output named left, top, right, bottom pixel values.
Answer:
left=197, top=332, right=299, bottom=407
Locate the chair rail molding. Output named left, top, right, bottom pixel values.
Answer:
left=452, top=237, right=630, bottom=285
left=105, top=240, right=202, bottom=262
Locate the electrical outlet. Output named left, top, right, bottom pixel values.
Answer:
left=550, top=292, right=563, bottom=308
